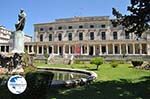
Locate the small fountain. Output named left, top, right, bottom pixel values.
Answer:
left=38, top=67, right=97, bottom=88
left=46, top=53, right=97, bottom=87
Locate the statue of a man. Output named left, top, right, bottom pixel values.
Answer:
left=15, top=9, right=26, bottom=31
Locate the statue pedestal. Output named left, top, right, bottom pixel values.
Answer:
left=11, top=31, right=24, bottom=53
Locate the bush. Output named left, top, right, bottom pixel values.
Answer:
left=132, top=61, right=143, bottom=67
left=22, top=51, right=30, bottom=66
left=111, top=60, right=118, bottom=68
left=118, top=60, right=126, bottom=64
left=24, top=66, right=37, bottom=74
left=90, top=57, right=104, bottom=70
left=74, top=60, right=84, bottom=64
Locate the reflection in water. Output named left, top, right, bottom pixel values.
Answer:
left=51, top=71, right=88, bottom=81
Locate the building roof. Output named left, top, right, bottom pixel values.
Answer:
left=34, top=16, right=110, bottom=26
left=24, top=34, right=32, bottom=38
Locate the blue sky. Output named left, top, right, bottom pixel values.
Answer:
left=0, top=0, right=130, bottom=37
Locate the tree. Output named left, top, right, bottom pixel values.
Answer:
left=22, top=50, right=30, bottom=66
left=90, top=57, right=104, bottom=70
left=112, top=0, right=150, bottom=39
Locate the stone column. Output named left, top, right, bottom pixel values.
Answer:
left=126, top=44, right=128, bottom=54
left=63, top=45, right=65, bottom=55
left=87, top=44, right=89, bottom=55
left=5, top=46, right=7, bottom=52
left=57, top=45, right=60, bottom=55
left=133, top=43, right=135, bottom=54
left=52, top=45, right=54, bottom=54
left=69, top=45, right=71, bottom=54
left=80, top=45, right=83, bottom=55
left=139, top=44, right=142, bottom=55
left=113, top=44, right=115, bottom=55
left=147, top=44, right=150, bottom=55
left=119, top=44, right=122, bottom=54
left=106, top=44, right=108, bottom=55
left=32, top=45, right=34, bottom=53
left=42, top=46, right=44, bottom=55
left=93, top=45, right=96, bottom=55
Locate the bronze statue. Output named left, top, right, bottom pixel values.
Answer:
left=15, top=9, right=26, bottom=31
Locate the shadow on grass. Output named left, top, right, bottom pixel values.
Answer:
left=0, top=76, right=150, bottom=99
left=47, top=76, right=150, bottom=99
left=86, top=68, right=98, bottom=71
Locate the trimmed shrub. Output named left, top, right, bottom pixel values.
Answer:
left=90, top=57, right=104, bottom=70
left=111, top=60, right=118, bottom=68
left=132, top=61, right=143, bottom=67
left=24, top=66, right=37, bottom=74
left=118, top=60, right=126, bottom=64
left=74, top=60, right=85, bottom=64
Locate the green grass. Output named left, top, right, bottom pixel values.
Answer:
left=34, top=62, right=150, bottom=99
left=0, top=62, right=149, bottom=99
left=35, top=62, right=150, bottom=82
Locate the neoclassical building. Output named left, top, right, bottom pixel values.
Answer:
left=24, top=16, right=150, bottom=59
left=0, top=26, right=12, bottom=52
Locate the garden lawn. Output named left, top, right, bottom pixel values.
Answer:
left=35, top=62, right=150, bottom=99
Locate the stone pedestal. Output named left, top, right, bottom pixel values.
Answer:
left=11, top=30, right=24, bottom=53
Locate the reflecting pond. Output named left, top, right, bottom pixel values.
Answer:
left=51, top=71, right=88, bottom=81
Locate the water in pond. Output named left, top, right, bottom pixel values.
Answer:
left=50, top=71, right=88, bottom=81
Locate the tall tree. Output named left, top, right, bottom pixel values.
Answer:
left=112, top=0, right=150, bottom=39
